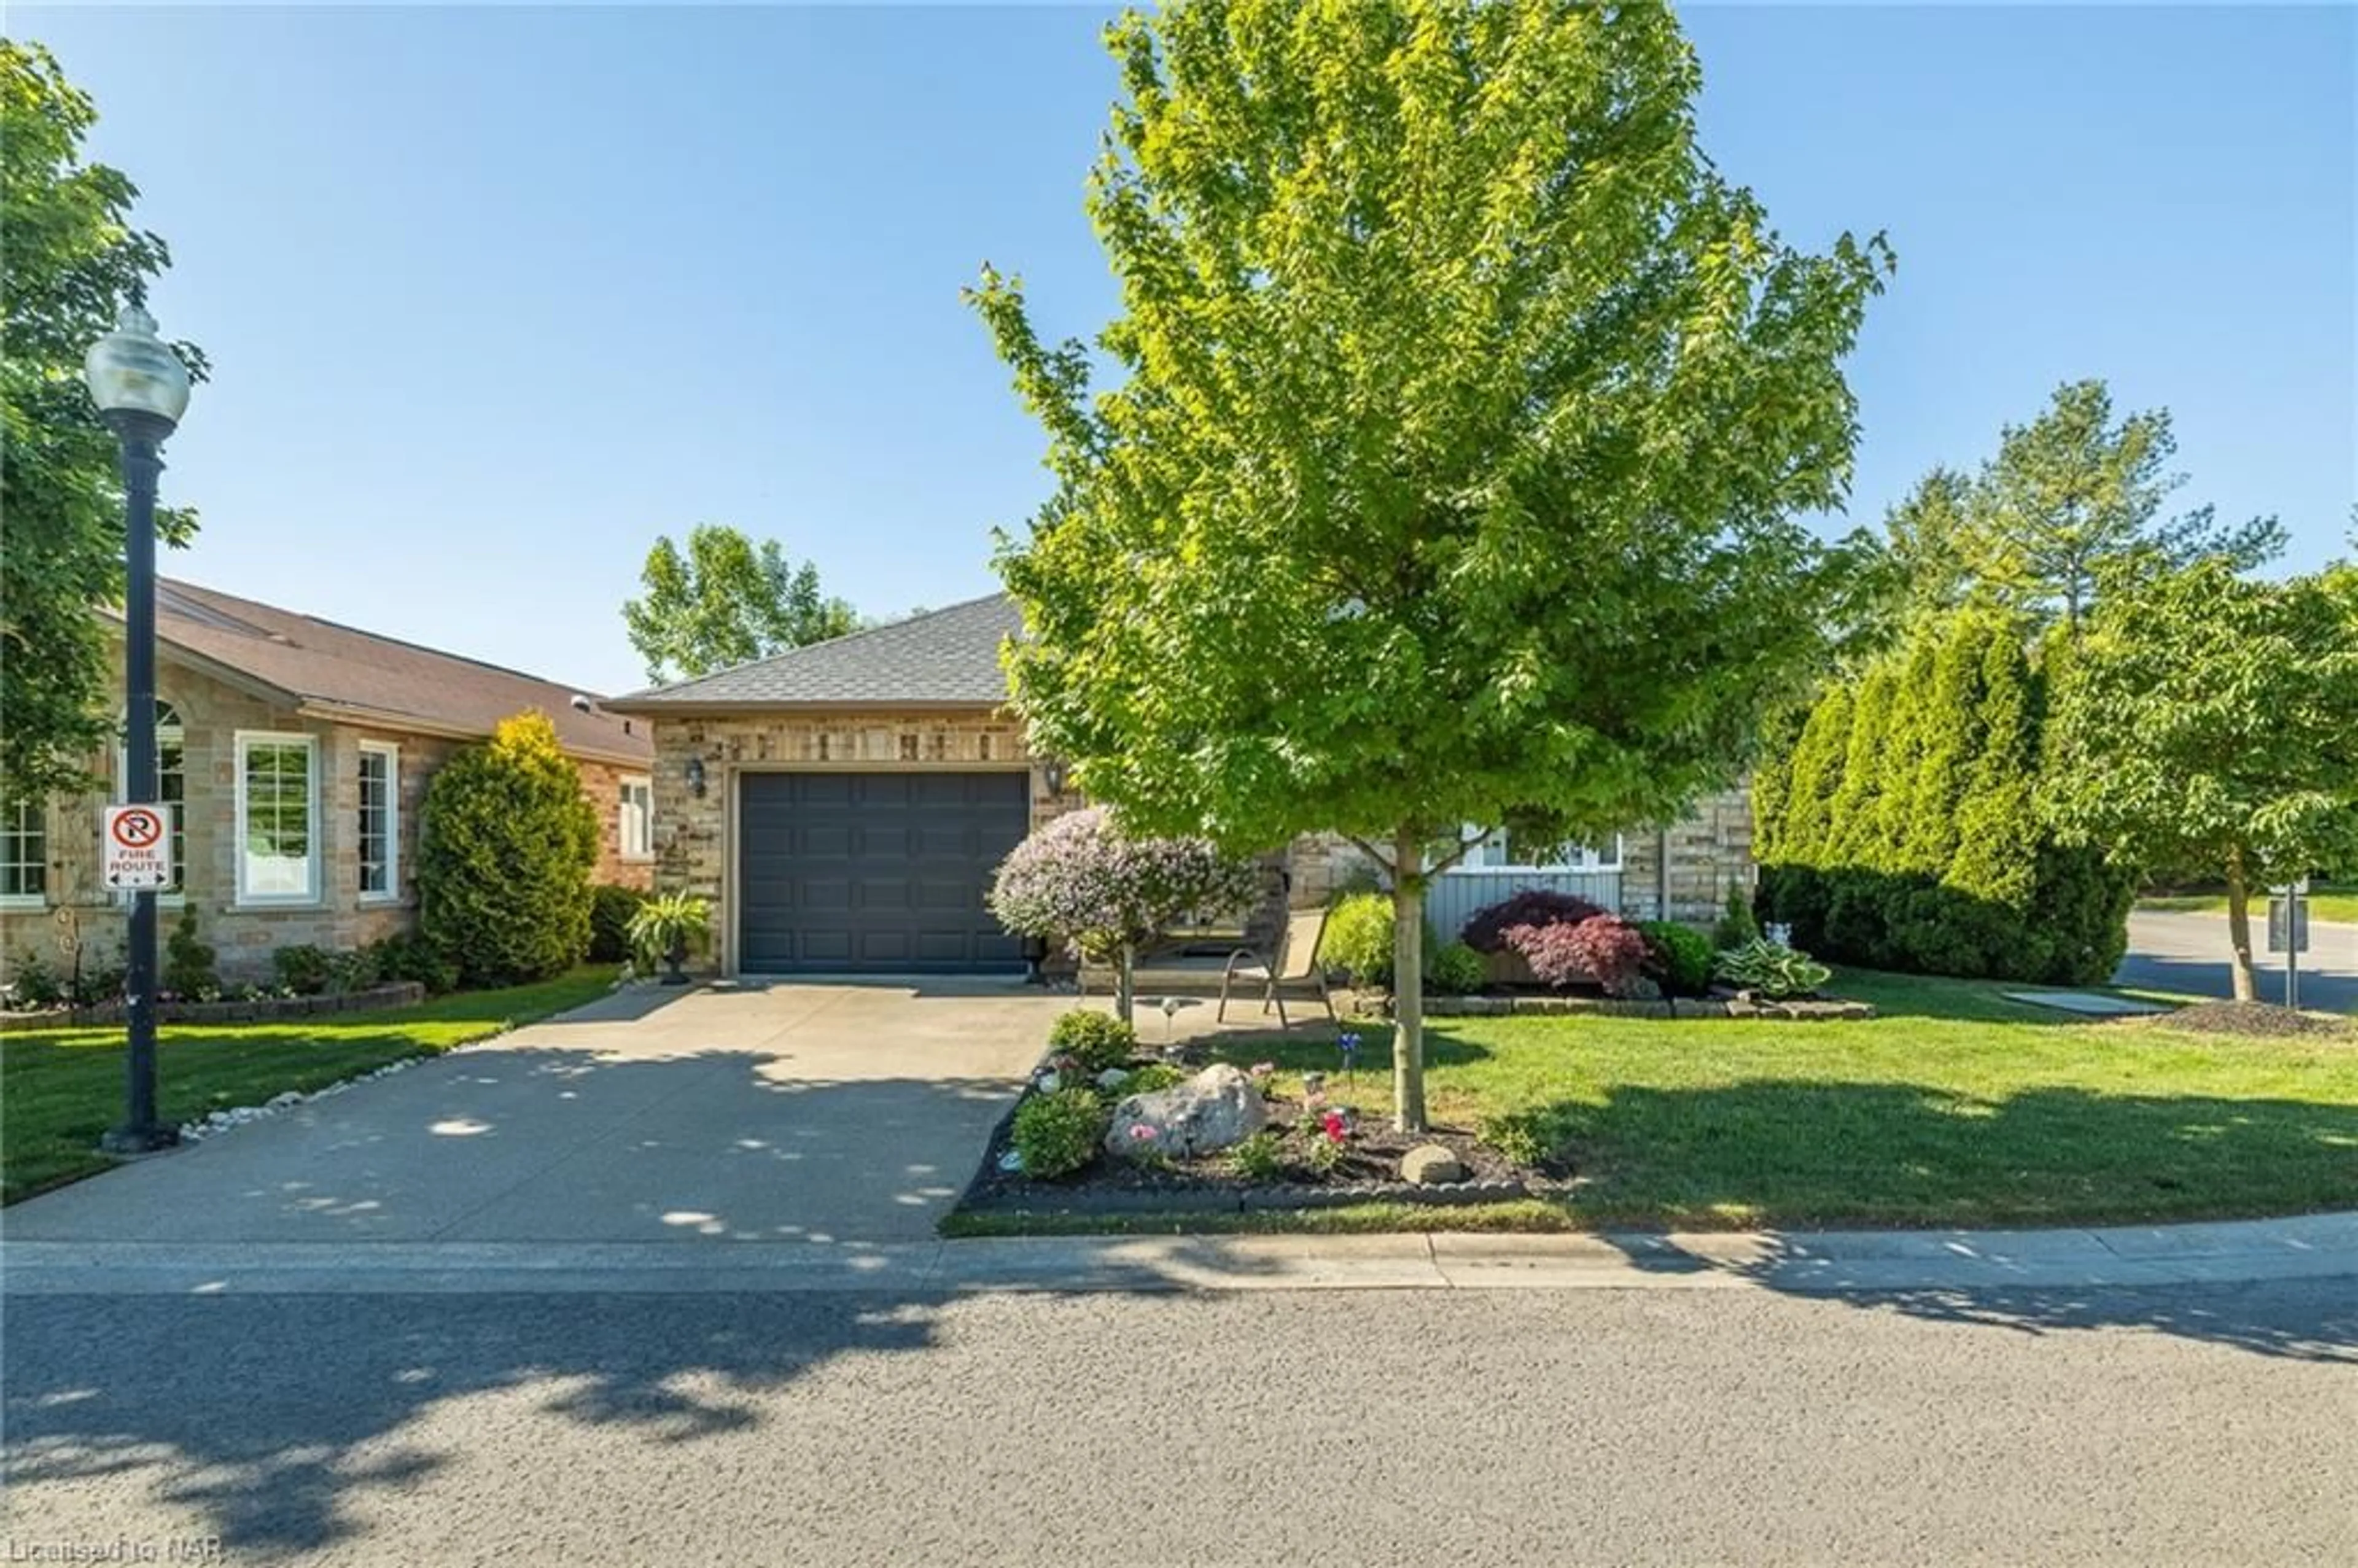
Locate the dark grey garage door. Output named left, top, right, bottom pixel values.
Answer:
left=737, top=772, right=1029, bottom=974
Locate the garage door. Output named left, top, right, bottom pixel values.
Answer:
left=737, top=772, right=1029, bottom=974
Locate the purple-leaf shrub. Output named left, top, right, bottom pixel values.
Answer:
left=1506, top=915, right=1651, bottom=996
left=987, top=807, right=1261, bottom=958
left=1461, top=889, right=1609, bottom=953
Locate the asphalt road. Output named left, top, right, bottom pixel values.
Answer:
left=2116, top=909, right=2357, bottom=1012
left=7, top=1281, right=2353, bottom=1566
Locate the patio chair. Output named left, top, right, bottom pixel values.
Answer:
left=1217, top=907, right=1336, bottom=1028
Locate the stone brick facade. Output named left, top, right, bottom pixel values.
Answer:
left=1272, top=784, right=1756, bottom=936
left=1, top=659, right=655, bottom=990
left=642, top=709, right=1072, bottom=972
left=636, top=706, right=1757, bottom=974
left=1616, top=786, right=1754, bottom=926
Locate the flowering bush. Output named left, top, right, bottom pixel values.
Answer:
left=989, top=807, right=1261, bottom=1013
left=1302, top=1111, right=1350, bottom=1175
left=1507, top=914, right=1651, bottom=996
left=1461, top=889, right=1608, bottom=954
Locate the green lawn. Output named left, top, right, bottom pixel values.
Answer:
left=2139, top=883, right=2358, bottom=925
left=1, top=966, right=617, bottom=1203
left=1083, top=970, right=2358, bottom=1232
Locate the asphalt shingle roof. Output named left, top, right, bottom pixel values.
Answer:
left=609, top=593, right=1023, bottom=710
left=144, top=579, right=653, bottom=763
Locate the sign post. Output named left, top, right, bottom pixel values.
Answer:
left=2266, top=879, right=2309, bottom=1011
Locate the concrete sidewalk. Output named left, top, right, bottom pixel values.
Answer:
left=9, top=1209, right=2353, bottom=1296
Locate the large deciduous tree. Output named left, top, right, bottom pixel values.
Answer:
left=2044, top=556, right=2358, bottom=1001
left=970, top=0, right=1890, bottom=1128
left=1, top=41, right=207, bottom=798
left=622, top=524, right=857, bottom=684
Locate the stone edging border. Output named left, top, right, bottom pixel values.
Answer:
left=960, top=1176, right=1535, bottom=1217
left=1344, top=988, right=1875, bottom=1022
left=1, top=980, right=427, bottom=1033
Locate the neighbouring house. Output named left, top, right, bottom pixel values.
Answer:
left=0, top=580, right=656, bottom=988
left=603, top=593, right=1752, bottom=978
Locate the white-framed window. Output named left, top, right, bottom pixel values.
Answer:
left=357, top=741, right=399, bottom=902
left=618, top=775, right=653, bottom=861
left=0, top=797, right=45, bottom=906
left=235, top=731, right=319, bottom=904
left=115, top=699, right=187, bottom=895
left=1450, top=826, right=1625, bottom=874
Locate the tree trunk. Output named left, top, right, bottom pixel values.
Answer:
left=1116, top=942, right=1137, bottom=1025
left=1391, top=828, right=1428, bottom=1133
left=2224, top=852, right=2257, bottom=1003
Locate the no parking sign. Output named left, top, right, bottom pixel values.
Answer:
left=103, top=803, right=174, bottom=890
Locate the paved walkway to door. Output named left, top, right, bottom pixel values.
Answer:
left=4, top=981, right=1064, bottom=1246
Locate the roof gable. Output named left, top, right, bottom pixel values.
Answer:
left=607, top=593, right=1022, bottom=710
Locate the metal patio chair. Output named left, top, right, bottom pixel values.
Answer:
left=1217, top=907, right=1336, bottom=1028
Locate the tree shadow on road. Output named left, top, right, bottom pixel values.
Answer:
left=2, top=1289, right=947, bottom=1553
left=1819, top=1278, right=2358, bottom=1364
left=1, top=1046, right=1292, bottom=1556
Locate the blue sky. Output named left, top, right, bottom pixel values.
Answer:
left=23, top=3, right=2354, bottom=696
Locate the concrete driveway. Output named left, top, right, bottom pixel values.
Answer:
left=2116, top=910, right=2357, bottom=1013
left=4, top=981, right=1062, bottom=1246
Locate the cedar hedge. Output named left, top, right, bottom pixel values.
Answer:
left=1752, top=610, right=2132, bottom=985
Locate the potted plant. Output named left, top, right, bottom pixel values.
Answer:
left=626, top=891, right=711, bottom=986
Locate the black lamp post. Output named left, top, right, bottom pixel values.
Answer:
left=86, top=302, right=192, bottom=1155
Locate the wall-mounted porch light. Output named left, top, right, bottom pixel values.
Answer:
left=685, top=755, right=707, bottom=799
left=1040, top=756, right=1069, bottom=798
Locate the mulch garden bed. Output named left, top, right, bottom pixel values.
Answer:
left=1345, top=985, right=1875, bottom=1022
left=2115, top=1000, right=2353, bottom=1040
left=961, top=1064, right=1555, bottom=1216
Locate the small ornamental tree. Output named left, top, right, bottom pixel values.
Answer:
left=988, top=807, right=1260, bottom=1019
left=971, top=0, right=1889, bottom=1130
left=2045, top=556, right=2358, bottom=1000
left=418, top=712, right=601, bottom=987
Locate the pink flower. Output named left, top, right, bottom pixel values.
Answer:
left=1129, top=1123, right=1156, bottom=1141
left=1321, top=1111, right=1347, bottom=1143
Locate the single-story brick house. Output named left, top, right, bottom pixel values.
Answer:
left=0, top=579, right=656, bottom=987
left=603, top=594, right=1752, bottom=978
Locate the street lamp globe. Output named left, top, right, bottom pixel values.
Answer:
left=83, top=303, right=190, bottom=430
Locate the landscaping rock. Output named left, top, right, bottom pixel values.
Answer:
left=1095, top=1067, right=1132, bottom=1091
left=1400, top=1144, right=1468, bottom=1185
left=1105, top=1063, right=1267, bottom=1161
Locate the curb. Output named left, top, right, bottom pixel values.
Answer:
left=7, top=1211, right=2353, bottom=1297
